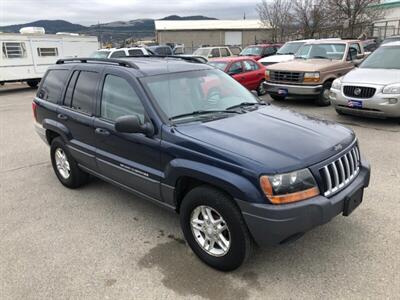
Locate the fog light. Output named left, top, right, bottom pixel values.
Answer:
left=329, top=92, right=336, bottom=100
left=388, top=98, right=398, bottom=104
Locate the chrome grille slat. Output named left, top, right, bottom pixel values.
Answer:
left=320, top=145, right=361, bottom=197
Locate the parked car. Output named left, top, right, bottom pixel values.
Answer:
left=239, top=44, right=282, bottom=61
left=91, top=47, right=151, bottom=58
left=362, top=39, right=379, bottom=55
left=381, top=35, right=400, bottom=45
left=264, top=40, right=366, bottom=106
left=208, top=57, right=267, bottom=95
left=193, top=46, right=233, bottom=59
left=258, top=40, right=314, bottom=67
left=330, top=41, right=400, bottom=119
left=33, top=56, right=370, bottom=271
left=228, top=45, right=242, bottom=56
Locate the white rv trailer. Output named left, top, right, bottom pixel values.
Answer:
left=0, top=27, right=98, bottom=87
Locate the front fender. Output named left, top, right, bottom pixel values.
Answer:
left=163, top=158, right=264, bottom=204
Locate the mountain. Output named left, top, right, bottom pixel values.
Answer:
left=160, top=15, right=217, bottom=21
left=0, top=20, right=87, bottom=34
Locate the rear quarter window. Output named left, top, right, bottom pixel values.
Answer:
left=70, top=71, right=99, bottom=114
left=37, top=69, right=69, bottom=103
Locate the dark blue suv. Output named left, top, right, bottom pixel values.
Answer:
left=33, top=57, right=371, bottom=271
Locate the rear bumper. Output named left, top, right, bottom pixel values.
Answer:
left=265, top=81, right=323, bottom=97
left=237, top=160, right=371, bottom=246
left=34, top=123, right=48, bottom=145
left=330, top=87, right=400, bottom=118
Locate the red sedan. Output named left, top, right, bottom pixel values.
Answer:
left=208, top=57, right=267, bottom=95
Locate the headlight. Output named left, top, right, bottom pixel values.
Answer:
left=303, top=72, right=320, bottom=83
left=331, top=78, right=342, bottom=90
left=260, top=169, right=319, bottom=204
left=382, top=84, right=400, bottom=94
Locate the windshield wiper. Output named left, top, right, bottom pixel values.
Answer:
left=169, top=110, right=240, bottom=121
left=226, top=102, right=265, bottom=110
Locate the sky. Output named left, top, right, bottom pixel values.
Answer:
left=0, top=0, right=260, bottom=26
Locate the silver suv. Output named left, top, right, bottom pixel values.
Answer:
left=330, top=41, right=400, bottom=119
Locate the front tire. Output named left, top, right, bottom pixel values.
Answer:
left=180, top=186, right=252, bottom=271
left=270, top=94, right=285, bottom=101
left=50, top=137, right=89, bottom=188
left=315, top=81, right=332, bottom=106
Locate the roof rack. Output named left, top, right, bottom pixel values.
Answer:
left=125, top=55, right=206, bottom=64
left=56, top=58, right=139, bottom=69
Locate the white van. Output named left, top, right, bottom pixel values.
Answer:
left=0, top=28, right=98, bottom=87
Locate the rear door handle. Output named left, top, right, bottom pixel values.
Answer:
left=95, top=128, right=110, bottom=136
left=57, top=113, right=68, bottom=120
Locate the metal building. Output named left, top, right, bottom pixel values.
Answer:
left=155, top=20, right=272, bottom=52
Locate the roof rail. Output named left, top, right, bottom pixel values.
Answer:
left=125, top=55, right=206, bottom=64
left=56, top=58, right=139, bottom=69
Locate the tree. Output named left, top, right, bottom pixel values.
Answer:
left=256, top=0, right=292, bottom=42
left=292, top=0, right=327, bottom=38
left=327, top=0, right=383, bottom=38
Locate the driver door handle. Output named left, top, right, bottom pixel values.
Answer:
left=95, top=128, right=110, bottom=136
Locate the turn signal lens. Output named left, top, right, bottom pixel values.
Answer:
left=260, top=169, right=320, bottom=204
left=265, top=70, right=270, bottom=80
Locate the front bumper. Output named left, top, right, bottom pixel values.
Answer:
left=237, top=160, right=370, bottom=246
left=264, top=81, right=323, bottom=97
left=330, top=87, right=400, bottom=118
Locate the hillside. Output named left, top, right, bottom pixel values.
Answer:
left=0, top=20, right=87, bottom=34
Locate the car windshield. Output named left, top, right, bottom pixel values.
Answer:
left=277, top=42, right=304, bottom=55
left=141, top=69, right=259, bottom=122
left=360, top=46, right=400, bottom=69
left=240, top=46, right=263, bottom=56
left=193, top=48, right=210, bottom=56
left=208, top=61, right=229, bottom=71
left=295, top=43, right=346, bottom=60
left=90, top=50, right=110, bottom=58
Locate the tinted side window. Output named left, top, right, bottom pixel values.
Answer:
left=110, top=51, right=126, bottom=58
left=264, top=47, right=276, bottom=55
left=228, top=62, right=243, bottom=74
left=210, top=48, right=220, bottom=58
left=63, top=71, right=79, bottom=107
left=220, top=48, right=229, bottom=57
left=38, top=69, right=69, bottom=103
left=71, top=71, right=98, bottom=114
left=101, top=75, right=145, bottom=123
left=128, top=49, right=144, bottom=56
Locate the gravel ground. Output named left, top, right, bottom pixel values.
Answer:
left=1, top=83, right=399, bottom=299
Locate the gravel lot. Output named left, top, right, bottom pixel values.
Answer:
left=1, top=83, right=399, bottom=299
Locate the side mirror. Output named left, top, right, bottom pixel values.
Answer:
left=115, top=115, right=154, bottom=137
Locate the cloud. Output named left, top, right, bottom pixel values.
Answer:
left=0, top=0, right=260, bottom=26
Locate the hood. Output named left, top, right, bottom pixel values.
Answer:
left=259, top=54, right=294, bottom=63
left=176, top=106, right=355, bottom=173
left=269, top=59, right=345, bottom=72
left=343, top=67, right=400, bottom=85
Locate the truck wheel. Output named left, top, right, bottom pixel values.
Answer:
left=27, top=80, right=39, bottom=88
left=315, top=81, right=332, bottom=106
left=257, top=81, right=267, bottom=96
left=180, top=185, right=253, bottom=271
left=50, top=137, right=89, bottom=188
left=270, top=95, right=285, bottom=101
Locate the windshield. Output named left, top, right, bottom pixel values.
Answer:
left=90, top=50, right=110, bottom=58
left=141, top=69, right=259, bottom=122
left=360, top=46, right=400, bottom=69
left=193, top=48, right=210, bottom=57
left=277, top=42, right=304, bottom=55
left=208, top=61, right=228, bottom=71
left=295, top=43, right=346, bottom=60
left=240, top=46, right=263, bottom=56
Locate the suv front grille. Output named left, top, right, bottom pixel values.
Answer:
left=270, top=71, right=303, bottom=83
left=343, top=86, right=376, bottom=99
left=319, top=145, right=360, bottom=197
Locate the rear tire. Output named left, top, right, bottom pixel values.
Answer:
left=315, top=81, right=332, bottom=106
left=180, top=185, right=253, bottom=271
left=50, top=137, right=89, bottom=188
left=27, top=80, right=39, bottom=88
